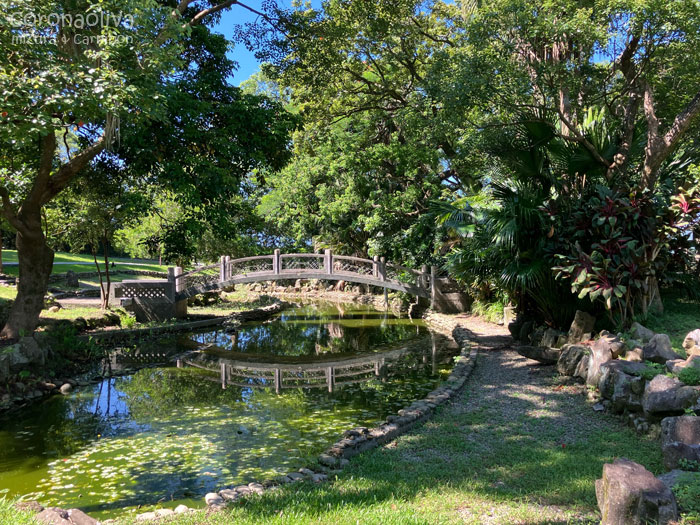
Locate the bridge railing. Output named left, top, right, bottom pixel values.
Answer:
left=171, top=250, right=435, bottom=297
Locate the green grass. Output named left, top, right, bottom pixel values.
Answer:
left=0, top=498, right=38, bottom=525
left=644, top=291, right=700, bottom=355
left=0, top=250, right=167, bottom=276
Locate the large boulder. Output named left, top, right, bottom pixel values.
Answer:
left=575, top=354, right=590, bottom=380
left=630, top=322, right=656, bottom=344
left=661, top=416, right=700, bottom=470
left=19, top=337, right=46, bottom=366
left=596, top=331, right=627, bottom=358
left=661, top=442, right=700, bottom=470
left=642, top=375, right=700, bottom=418
left=516, top=345, right=561, bottom=364
left=595, top=458, right=678, bottom=525
left=557, top=344, right=588, bottom=376
left=587, top=337, right=615, bottom=387
left=643, top=334, right=681, bottom=364
left=598, top=361, right=647, bottom=413
left=568, top=310, right=595, bottom=344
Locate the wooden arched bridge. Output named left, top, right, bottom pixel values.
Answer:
left=112, top=250, right=468, bottom=321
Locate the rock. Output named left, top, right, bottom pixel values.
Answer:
left=135, top=511, right=157, bottom=521
left=575, top=354, right=589, bottom=380
left=65, top=271, right=79, bottom=288
left=587, top=338, right=614, bottom=387
left=624, top=347, right=644, bottom=362
left=541, top=328, right=565, bottom=349
left=219, top=489, right=240, bottom=501
left=67, top=509, right=97, bottom=525
left=658, top=469, right=700, bottom=491
left=36, top=508, right=71, bottom=525
left=595, top=331, right=627, bottom=358
left=593, top=403, right=606, bottom=412
left=557, top=344, right=588, bottom=376
left=529, top=326, right=546, bottom=346
left=598, top=361, right=647, bottom=413
left=630, top=322, right=656, bottom=344
left=666, top=359, right=685, bottom=374
left=205, top=492, right=224, bottom=506
left=155, top=509, right=175, bottom=517
left=662, top=441, right=700, bottom=470
left=683, top=329, right=700, bottom=353
left=642, top=375, right=700, bottom=418
left=14, top=501, right=44, bottom=513
left=518, top=321, right=534, bottom=344
left=507, top=318, right=523, bottom=341
left=174, top=505, right=189, bottom=514
left=595, top=458, right=678, bottom=525
left=661, top=415, right=700, bottom=447
left=311, top=473, right=327, bottom=482
left=0, top=352, right=9, bottom=383
left=287, top=472, right=304, bottom=481
left=516, top=345, right=561, bottom=364
left=59, top=383, right=73, bottom=395
left=643, top=334, right=681, bottom=364
left=16, top=337, right=46, bottom=366
left=503, top=306, right=516, bottom=327
left=568, top=310, right=596, bottom=344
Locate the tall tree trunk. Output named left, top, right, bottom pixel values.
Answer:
left=0, top=207, right=54, bottom=339
left=0, top=229, right=3, bottom=274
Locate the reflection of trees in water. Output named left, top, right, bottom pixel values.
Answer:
left=187, top=304, right=425, bottom=358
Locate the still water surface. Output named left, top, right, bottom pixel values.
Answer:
left=0, top=303, right=457, bottom=518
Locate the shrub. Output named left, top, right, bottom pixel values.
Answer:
left=679, top=366, right=700, bottom=386
left=673, top=472, right=700, bottom=520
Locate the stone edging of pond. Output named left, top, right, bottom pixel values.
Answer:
left=195, top=312, right=479, bottom=514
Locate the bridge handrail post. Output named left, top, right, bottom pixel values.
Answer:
left=372, top=256, right=379, bottom=278
left=220, top=256, right=227, bottom=282
left=169, top=266, right=184, bottom=293
left=379, top=257, right=386, bottom=281
left=430, top=265, right=439, bottom=309
left=421, top=265, right=429, bottom=289
left=273, top=249, right=281, bottom=274
left=225, top=255, right=231, bottom=280
left=324, top=249, right=333, bottom=275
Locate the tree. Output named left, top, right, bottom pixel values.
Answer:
left=48, top=160, right=148, bottom=308
left=0, top=0, right=295, bottom=338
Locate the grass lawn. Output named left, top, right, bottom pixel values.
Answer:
left=0, top=250, right=167, bottom=276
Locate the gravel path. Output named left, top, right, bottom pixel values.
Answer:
left=412, top=314, right=660, bottom=524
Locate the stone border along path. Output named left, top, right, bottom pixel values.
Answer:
left=194, top=311, right=480, bottom=514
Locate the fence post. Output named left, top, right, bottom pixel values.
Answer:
left=273, top=249, right=281, bottom=274
left=372, top=256, right=379, bottom=278
left=379, top=257, right=386, bottom=281
left=421, top=265, right=429, bottom=289
left=325, top=249, right=333, bottom=275
left=326, top=366, right=334, bottom=392
left=225, top=255, right=231, bottom=280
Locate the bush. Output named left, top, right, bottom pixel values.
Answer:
left=673, top=472, right=700, bottom=520
left=679, top=366, right=700, bottom=386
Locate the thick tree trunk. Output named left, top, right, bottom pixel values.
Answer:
left=0, top=208, right=54, bottom=339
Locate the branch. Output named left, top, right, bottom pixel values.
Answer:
left=25, top=132, right=57, bottom=208
left=189, top=0, right=238, bottom=26
left=40, top=137, right=106, bottom=205
left=0, top=185, right=25, bottom=234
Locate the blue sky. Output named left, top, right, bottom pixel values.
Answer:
left=212, top=1, right=322, bottom=86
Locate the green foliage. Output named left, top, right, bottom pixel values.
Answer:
left=679, top=367, right=700, bottom=386
left=673, top=472, right=700, bottom=520
left=470, top=298, right=505, bottom=324
left=46, top=322, right=102, bottom=362
left=679, top=459, right=700, bottom=472
left=639, top=362, right=667, bottom=382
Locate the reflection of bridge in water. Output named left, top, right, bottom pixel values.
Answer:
left=179, top=332, right=454, bottom=393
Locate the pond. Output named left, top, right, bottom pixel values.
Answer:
left=0, top=302, right=459, bottom=519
